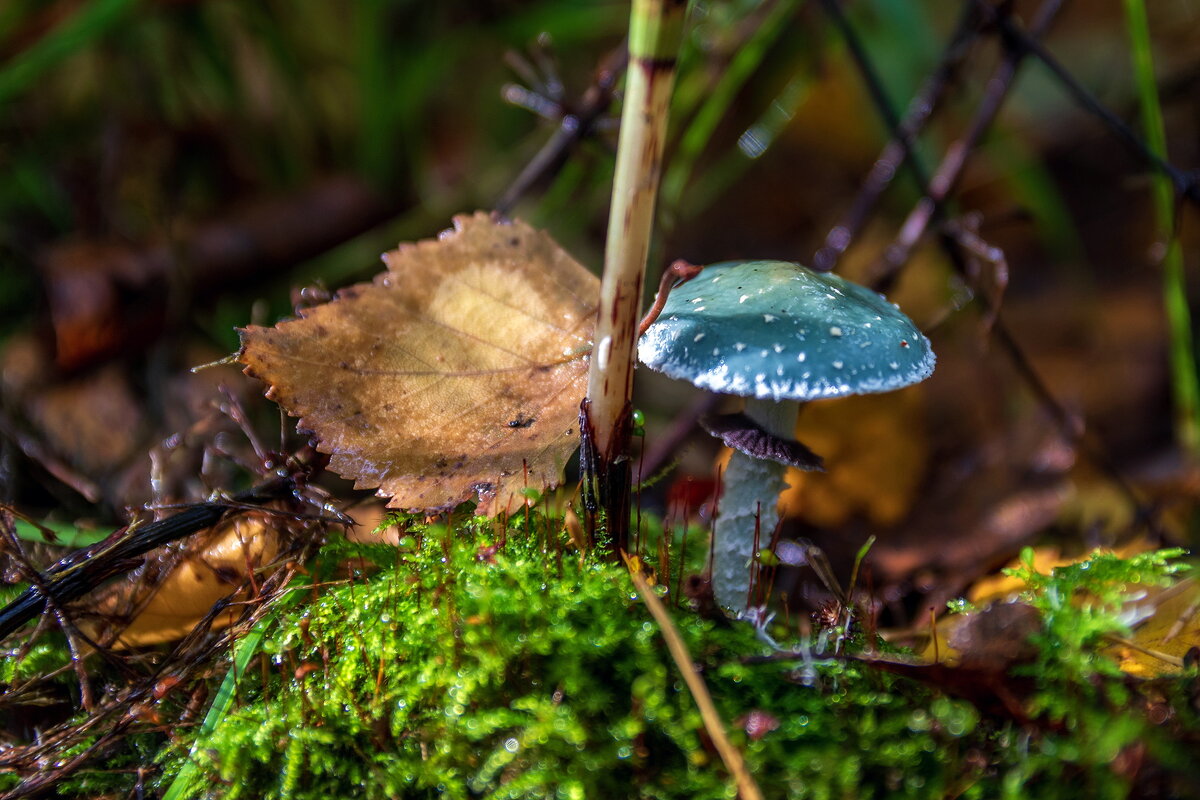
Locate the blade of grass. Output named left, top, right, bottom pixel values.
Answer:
left=0, top=0, right=136, bottom=107
left=624, top=554, right=765, bottom=800
left=12, top=519, right=108, bottom=548
left=161, top=580, right=307, bottom=800
left=1122, top=0, right=1200, bottom=457
left=660, top=0, right=798, bottom=219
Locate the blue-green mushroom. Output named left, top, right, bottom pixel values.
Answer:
left=638, top=260, right=935, bottom=613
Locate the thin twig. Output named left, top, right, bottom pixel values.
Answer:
left=584, top=0, right=687, bottom=551
left=876, top=0, right=1064, bottom=287
left=829, top=0, right=1151, bottom=520
left=974, top=0, right=1200, bottom=206
left=813, top=2, right=984, bottom=271
left=495, top=47, right=627, bottom=214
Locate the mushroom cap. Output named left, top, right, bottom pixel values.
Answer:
left=638, top=260, right=935, bottom=401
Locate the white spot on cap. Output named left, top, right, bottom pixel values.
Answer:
left=734, top=343, right=747, bottom=352
left=829, top=326, right=843, bottom=337
left=694, top=332, right=706, bottom=342
left=764, top=314, right=776, bottom=322
left=739, top=295, right=750, bottom=304
left=712, top=275, right=722, bottom=282
left=690, top=297, right=703, bottom=303
left=713, top=347, right=721, bottom=356
left=797, top=352, right=807, bottom=362
left=776, top=365, right=785, bottom=376
left=773, top=344, right=784, bottom=353
left=695, top=306, right=706, bottom=312
left=832, top=360, right=844, bottom=369
left=889, top=362, right=899, bottom=369
left=760, top=349, right=770, bottom=358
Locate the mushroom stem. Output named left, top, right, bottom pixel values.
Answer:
left=712, top=397, right=796, bottom=612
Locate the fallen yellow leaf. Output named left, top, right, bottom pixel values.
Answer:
left=239, top=213, right=599, bottom=513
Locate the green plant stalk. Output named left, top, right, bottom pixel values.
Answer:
left=1123, top=0, right=1200, bottom=457
left=584, top=0, right=686, bottom=548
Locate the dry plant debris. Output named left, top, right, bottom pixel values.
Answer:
left=238, top=213, right=599, bottom=513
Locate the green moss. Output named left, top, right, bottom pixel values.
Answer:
left=9, top=516, right=1194, bottom=798
left=160, top=515, right=990, bottom=799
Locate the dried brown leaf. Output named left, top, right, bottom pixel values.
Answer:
left=238, top=213, right=598, bottom=513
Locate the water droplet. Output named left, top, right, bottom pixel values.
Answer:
left=889, top=362, right=899, bottom=369
left=739, top=294, right=750, bottom=304
left=764, top=314, right=776, bottom=322
left=797, top=352, right=807, bottom=362
left=693, top=332, right=706, bottom=342
left=734, top=343, right=747, bottom=352
left=773, top=344, right=784, bottom=353
left=695, top=306, right=706, bottom=312
left=712, top=347, right=721, bottom=356
left=832, top=360, right=844, bottom=369
left=505, top=738, right=520, bottom=753
left=690, top=297, right=703, bottom=303
left=596, top=336, right=612, bottom=370
left=829, top=326, right=843, bottom=337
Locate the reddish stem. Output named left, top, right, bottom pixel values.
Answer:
left=637, top=258, right=703, bottom=337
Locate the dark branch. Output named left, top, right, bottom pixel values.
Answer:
left=973, top=0, right=1200, bottom=206
left=813, top=2, right=984, bottom=271
left=0, top=477, right=296, bottom=641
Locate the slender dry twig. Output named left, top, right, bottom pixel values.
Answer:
left=827, top=0, right=1151, bottom=521
left=625, top=555, right=765, bottom=800
left=495, top=46, right=628, bottom=214
left=813, top=1, right=984, bottom=271
left=876, top=0, right=1064, bottom=287
left=973, top=0, right=1200, bottom=205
